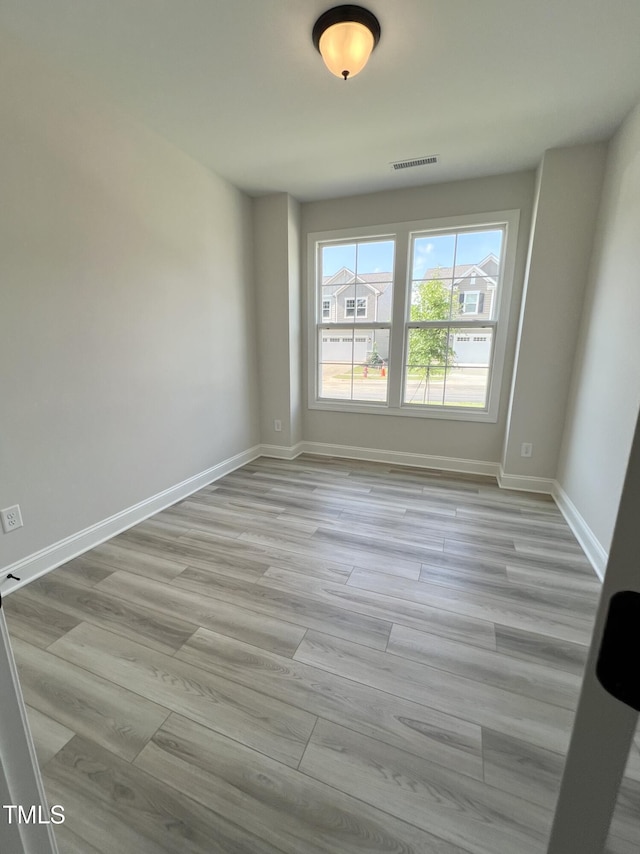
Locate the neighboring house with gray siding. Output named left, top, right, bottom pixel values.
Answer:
left=321, top=254, right=499, bottom=366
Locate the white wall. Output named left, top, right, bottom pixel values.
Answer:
left=502, top=144, right=607, bottom=481
left=0, top=32, right=259, bottom=569
left=301, top=173, right=535, bottom=463
left=557, top=103, right=640, bottom=555
left=254, top=194, right=293, bottom=446
left=253, top=193, right=302, bottom=449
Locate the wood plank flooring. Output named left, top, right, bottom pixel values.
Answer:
left=3, top=455, right=638, bottom=853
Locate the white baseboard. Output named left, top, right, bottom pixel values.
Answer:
left=2, top=445, right=262, bottom=596
left=296, top=441, right=500, bottom=478
left=552, top=481, right=608, bottom=580
left=259, top=442, right=305, bottom=460
left=497, top=466, right=555, bottom=494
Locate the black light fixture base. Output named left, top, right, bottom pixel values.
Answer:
left=312, top=5, right=381, bottom=53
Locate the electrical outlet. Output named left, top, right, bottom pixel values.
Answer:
left=274, top=420, right=282, bottom=432
left=520, top=443, right=533, bottom=458
left=1, top=505, right=23, bottom=533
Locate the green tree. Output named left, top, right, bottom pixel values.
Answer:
left=407, top=276, right=456, bottom=371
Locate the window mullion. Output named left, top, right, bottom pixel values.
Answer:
left=388, top=227, right=410, bottom=409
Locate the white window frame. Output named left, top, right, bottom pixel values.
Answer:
left=322, top=298, right=331, bottom=319
left=308, top=210, right=520, bottom=423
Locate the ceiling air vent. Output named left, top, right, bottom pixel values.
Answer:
left=391, top=155, right=439, bottom=171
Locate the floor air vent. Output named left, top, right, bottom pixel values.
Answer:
left=391, top=155, right=439, bottom=170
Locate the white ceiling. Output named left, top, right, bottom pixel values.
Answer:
left=3, top=0, right=640, bottom=201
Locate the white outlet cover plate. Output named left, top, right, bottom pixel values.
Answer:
left=0, top=505, right=23, bottom=533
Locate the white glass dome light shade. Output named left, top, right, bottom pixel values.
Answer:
left=312, top=6, right=381, bottom=81
left=318, top=20, right=375, bottom=80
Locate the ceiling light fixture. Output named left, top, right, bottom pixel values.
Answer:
left=312, top=5, right=381, bottom=81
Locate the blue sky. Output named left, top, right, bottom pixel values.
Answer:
left=322, top=230, right=503, bottom=279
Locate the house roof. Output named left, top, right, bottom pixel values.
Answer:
left=322, top=254, right=498, bottom=293
left=423, top=253, right=499, bottom=283
left=322, top=267, right=392, bottom=295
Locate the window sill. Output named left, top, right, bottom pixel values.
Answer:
left=308, top=399, right=498, bottom=423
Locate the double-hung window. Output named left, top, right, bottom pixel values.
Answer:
left=309, top=211, right=519, bottom=421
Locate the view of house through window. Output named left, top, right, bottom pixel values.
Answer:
left=405, top=227, right=503, bottom=408
left=312, top=215, right=515, bottom=420
left=318, top=238, right=394, bottom=402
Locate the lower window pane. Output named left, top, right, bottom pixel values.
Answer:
left=319, top=364, right=355, bottom=399
left=404, top=328, right=447, bottom=405
left=451, top=327, right=493, bottom=367
left=319, top=329, right=389, bottom=402
left=443, top=366, right=489, bottom=408
left=404, top=365, right=446, bottom=405
left=404, top=326, right=492, bottom=408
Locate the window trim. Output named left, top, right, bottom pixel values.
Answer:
left=308, top=210, right=520, bottom=423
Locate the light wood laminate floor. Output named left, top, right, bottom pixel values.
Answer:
left=4, top=455, right=639, bottom=853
